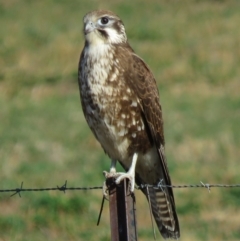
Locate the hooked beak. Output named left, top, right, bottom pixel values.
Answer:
left=84, top=21, right=96, bottom=35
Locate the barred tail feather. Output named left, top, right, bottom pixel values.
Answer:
left=143, top=187, right=180, bottom=239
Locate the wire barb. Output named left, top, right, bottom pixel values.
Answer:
left=57, top=180, right=67, bottom=193
left=11, top=182, right=24, bottom=197
left=200, top=181, right=211, bottom=193
left=156, top=179, right=165, bottom=193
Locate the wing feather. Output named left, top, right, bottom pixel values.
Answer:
left=124, top=50, right=180, bottom=238
left=125, top=52, right=172, bottom=185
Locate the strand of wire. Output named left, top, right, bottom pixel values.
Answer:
left=1, top=181, right=240, bottom=197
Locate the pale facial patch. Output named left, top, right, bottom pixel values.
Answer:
left=105, top=27, right=126, bottom=44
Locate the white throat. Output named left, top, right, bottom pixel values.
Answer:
left=85, top=31, right=105, bottom=46
left=81, top=40, right=115, bottom=95
left=85, top=41, right=112, bottom=64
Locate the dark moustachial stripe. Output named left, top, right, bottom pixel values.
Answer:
left=98, top=29, right=109, bottom=39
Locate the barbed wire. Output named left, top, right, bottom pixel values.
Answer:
left=0, top=180, right=240, bottom=197
left=0, top=181, right=102, bottom=197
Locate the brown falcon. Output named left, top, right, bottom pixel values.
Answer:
left=78, top=10, right=180, bottom=239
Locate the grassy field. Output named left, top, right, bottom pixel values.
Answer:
left=1, top=0, right=240, bottom=240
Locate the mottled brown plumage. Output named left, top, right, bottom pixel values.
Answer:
left=78, top=10, right=180, bottom=239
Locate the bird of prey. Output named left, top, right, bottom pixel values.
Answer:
left=78, top=10, right=180, bottom=239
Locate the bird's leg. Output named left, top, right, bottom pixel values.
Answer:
left=109, top=159, right=117, bottom=174
left=103, top=159, right=117, bottom=177
left=115, top=153, right=138, bottom=193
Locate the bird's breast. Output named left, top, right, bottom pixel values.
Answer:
left=79, top=47, right=151, bottom=161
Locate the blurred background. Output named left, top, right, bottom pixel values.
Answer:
left=0, top=0, right=240, bottom=240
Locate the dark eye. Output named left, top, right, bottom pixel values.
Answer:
left=101, top=17, right=109, bottom=25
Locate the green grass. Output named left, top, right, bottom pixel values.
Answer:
left=1, top=0, right=240, bottom=240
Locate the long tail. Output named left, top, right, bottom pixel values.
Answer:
left=143, top=186, right=180, bottom=239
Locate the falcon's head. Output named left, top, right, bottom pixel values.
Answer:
left=83, top=10, right=127, bottom=45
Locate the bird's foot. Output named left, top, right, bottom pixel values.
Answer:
left=102, top=170, right=135, bottom=195
left=103, top=171, right=135, bottom=196
left=115, top=171, right=135, bottom=193
left=103, top=170, right=118, bottom=179
left=102, top=170, right=118, bottom=197
left=103, top=153, right=138, bottom=195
